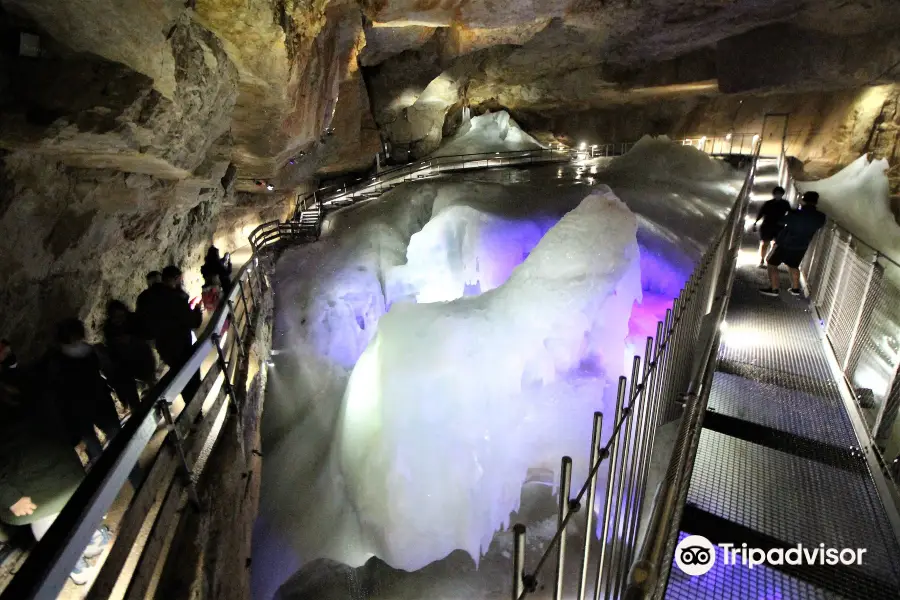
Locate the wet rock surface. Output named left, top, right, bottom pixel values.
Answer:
left=0, top=1, right=899, bottom=596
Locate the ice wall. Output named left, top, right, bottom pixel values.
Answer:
left=338, top=188, right=641, bottom=570
left=430, top=110, right=545, bottom=157
left=798, top=155, right=900, bottom=264
left=385, top=205, right=554, bottom=304
left=256, top=137, right=741, bottom=596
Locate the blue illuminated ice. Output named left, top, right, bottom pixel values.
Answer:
left=255, top=137, right=741, bottom=597
left=339, top=189, right=641, bottom=570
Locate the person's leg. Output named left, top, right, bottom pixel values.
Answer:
left=759, top=240, right=771, bottom=266
left=183, top=370, right=202, bottom=405
left=789, top=267, right=801, bottom=290
left=767, top=265, right=781, bottom=289
left=115, top=376, right=141, bottom=412
left=30, top=513, right=60, bottom=541
left=96, top=416, right=144, bottom=490
left=82, top=429, right=105, bottom=466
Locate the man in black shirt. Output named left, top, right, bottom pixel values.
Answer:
left=759, top=192, right=827, bottom=297
left=752, top=186, right=791, bottom=268
left=139, top=266, right=203, bottom=407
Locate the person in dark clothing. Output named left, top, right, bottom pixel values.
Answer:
left=45, top=319, right=144, bottom=491
left=103, top=300, right=156, bottom=411
left=1, top=347, right=113, bottom=584
left=760, top=191, right=827, bottom=297
left=0, top=339, right=22, bottom=398
left=136, top=271, right=163, bottom=339
left=45, top=319, right=123, bottom=463
left=144, top=266, right=204, bottom=407
left=200, top=246, right=232, bottom=293
left=752, top=186, right=791, bottom=268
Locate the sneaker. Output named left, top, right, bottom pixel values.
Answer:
left=82, top=525, right=112, bottom=559
left=789, top=288, right=802, bottom=296
left=758, top=263, right=766, bottom=269
left=758, top=287, right=780, bottom=297
left=70, top=556, right=90, bottom=585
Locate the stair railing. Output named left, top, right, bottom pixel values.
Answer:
left=509, top=141, right=761, bottom=600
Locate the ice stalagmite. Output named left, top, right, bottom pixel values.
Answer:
left=336, top=187, right=642, bottom=570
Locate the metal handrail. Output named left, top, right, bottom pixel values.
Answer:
left=293, top=138, right=761, bottom=221
left=1, top=255, right=267, bottom=600
left=619, top=144, right=760, bottom=600
left=298, top=147, right=573, bottom=217
left=510, top=143, right=761, bottom=600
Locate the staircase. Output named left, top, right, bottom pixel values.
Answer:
left=296, top=205, right=321, bottom=239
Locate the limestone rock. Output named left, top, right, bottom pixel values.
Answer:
left=0, top=150, right=227, bottom=358
left=0, top=15, right=239, bottom=179
left=358, top=24, right=436, bottom=66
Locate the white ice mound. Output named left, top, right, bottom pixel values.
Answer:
left=430, top=110, right=545, bottom=157
left=798, top=155, right=900, bottom=264
left=607, top=135, right=733, bottom=182
left=336, top=188, right=642, bottom=571
left=385, top=204, right=551, bottom=304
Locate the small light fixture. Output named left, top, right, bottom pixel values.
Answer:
left=752, top=134, right=760, bottom=144
left=579, top=142, right=587, bottom=150
left=289, top=159, right=295, bottom=165
left=725, top=133, right=733, bottom=140
left=266, top=184, right=275, bottom=191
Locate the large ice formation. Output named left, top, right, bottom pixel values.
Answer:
left=339, top=189, right=641, bottom=570
left=430, top=110, right=544, bottom=157
left=798, top=155, right=900, bottom=264
left=254, top=136, right=742, bottom=598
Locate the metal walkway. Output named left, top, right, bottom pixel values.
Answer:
left=665, top=160, right=900, bottom=599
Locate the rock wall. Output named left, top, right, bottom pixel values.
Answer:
left=0, top=152, right=225, bottom=359
left=514, top=85, right=900, bottom=199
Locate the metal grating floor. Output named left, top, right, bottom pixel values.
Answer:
left=665, top=162, right=900, bottom=600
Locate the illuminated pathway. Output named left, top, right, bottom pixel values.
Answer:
left=665, top=160, right=900, bottom=599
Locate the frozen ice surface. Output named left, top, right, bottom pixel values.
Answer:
left=339, top=189, right=641, bottom=571
left=430, top=110, right=544, bottom=158
left=798, top=154, right=900, bottom=264
left=255, top=137, right=742, bottom=597
left=385, top=204, right=553, bottom=304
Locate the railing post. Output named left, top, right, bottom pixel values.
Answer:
left=513, top=524, right=526, bottom=600
left=553, top=456, right=573, bottom=600
left=238, top=278, right=252, bottom=317
left=825, top=235, right=853, bottom=334
left=814, top=226, right=839, bottom=307
left=226, top=299, right=246, bottom=357
left=592, top=377, right=627, bottom=600
left=157, top=399, right=201, bottom=508
left=843, top=256, right=881, bottom=375
left=212, top=332, right=244, bottom=445
left=875, top=361, right=900, bottom=442
left=577, top=412, right=603, bottom=600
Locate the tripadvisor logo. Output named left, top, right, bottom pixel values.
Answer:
left=674, top=535, right=868, bottom=576
left=675, top=535, right=716, bottom=576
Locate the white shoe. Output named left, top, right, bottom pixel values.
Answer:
left=82, top=525, right=112, bottom=559
left=70, top=556, right=91, bottom=585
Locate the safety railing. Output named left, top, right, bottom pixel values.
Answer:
left=1, top=256, right=269, bottom=600
left=791, top=179, right=900, bottom=485
left=575, top=142, right=636, bottom=159
left=291, top=139, right=763, bottom=222
left=248, top=219, right=318, bottom=254
left=680, top=133, right=760, bottom=157
left=291, top=147, right=572, bottom=219
left=509, top=144, right=761, bottom=600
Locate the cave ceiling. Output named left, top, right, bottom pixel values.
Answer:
left=1, top=0, right=899, bottom=190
